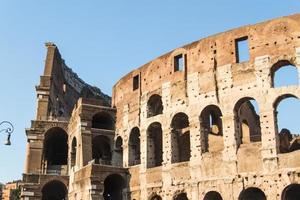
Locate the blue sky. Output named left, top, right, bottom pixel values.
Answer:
left=0, top=1, right=299, bottom=183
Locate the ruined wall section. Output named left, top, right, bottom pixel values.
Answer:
left=112, top=14, right=300, bottom=200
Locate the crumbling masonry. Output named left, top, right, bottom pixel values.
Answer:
left=21, top=14, right=300, bottom=200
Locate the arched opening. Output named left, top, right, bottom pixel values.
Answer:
left=234, top=97, right=261, bottom=147
left=147, top=94, right=163, bottom=118
left=203, top=191, right=223, bottom=200
left=103, top=174, right=125, bottom=200
left=174, top=193, right=188, bottom=200
left=238, top=187, right=266, bottom=200
left=274, top=95, right=300, bottom=153
left=42, top=180, right=67, bottom=200
left=200, top=105, right=223, bottom=153
left=271, top=60, right=298, bottom=88
left=71, top=137, right=77, bottom=167
left=115, top=136, right=123, bottom=166
left=151, top=195, right=162, bottom=200
left=92, top=112, right=114, bottom=130
left=171, top=113, right=190, bottom=163
left=282, top=184, right=300, bottom=200
left=43, top=127, right=68, bottom=168
left=92, top=135, right=111, bottom=165
left=147, top=122, right=163, bottom=168
left=128, top=127, right=141, bottom=166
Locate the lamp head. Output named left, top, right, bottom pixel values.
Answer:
left=4, top=133, right=11, bottom=146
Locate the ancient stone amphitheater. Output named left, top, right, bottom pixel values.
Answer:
left=21, top=14, right=300, bottom=200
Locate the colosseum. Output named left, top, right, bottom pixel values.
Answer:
left=21, top=14, right=300, bottom=200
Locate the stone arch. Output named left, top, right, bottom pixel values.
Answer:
left=171, top=112, right=190, bottom=163
left=43, top=127, right=68, bottom=166
left=92, top=112, right=114, bottom=130
left=149, top=194, right=162, bottom=200
left=273, top=94, right=300, bottom=153
left=103, top=174, right=126, bottom=200
left=128, top=127, right=141, bottom=166
left=70, top=137, right=77, bottom=167
left=200, top=105, right=223, bottom=153
left=173, top=192, right=188, bottom=200
left=147, top=122, right=163, bottom=168
left=281, top=184, right=300, bottom=200
left=41, top=180, right=67, bottom=200
left=238, top=187, right=266, bottom=200
left=271, top=60, right=298, bottom=88
left=115, top=136, right=123, bottom=166
left=234, top=97, right=261, bottom=147
left=147, top=94, right=163, bottom=117
left=203, top=191, right=223, bottom=200
left=92, top=135, right=111, bottom=165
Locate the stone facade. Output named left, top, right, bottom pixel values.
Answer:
left=21, top=14, right=300, bottom=200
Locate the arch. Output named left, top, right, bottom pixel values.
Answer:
left=128, top=127, right=141, bottom=166
left=147, top=94, right=163, bottom=118
left=281, top=184, right=300, bottom=200
left=274, top=94, right=300, bottom=153
left=92, top=135, right=111, bottom=165
left=147, top=122, right=163, bottom=168
left=70, top=137, right=77, bottom=167
left=103, top=174, right=126, bottom=200
left=171, top=112, right=190, bottom=163
left=92, top=112, right=114, bottom=130
left=271, top=60, right=298, bottom=88
left=234, top=97, right=261, bottom=146
left=150, top=194, right=162, bottom=200
left=174, top=192, right=188, bottom=200
left=238, top=187, right=266, bottom=200
left=115, top=136, right=123, bottom=166
left=203, top=191, right=223, bottom=200
left=42, top=180, right=67, bottom=200
left=200, top=105, right=223, bottom=153
left=43, top=127, right=68, bottom=166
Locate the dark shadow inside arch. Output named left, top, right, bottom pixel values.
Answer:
left=239, top=187, right=266, bottom=200
left=200, top=105, right=223, bottom=153
left=92, top=135, right=111, bottom=165
left=92, top=112, right=114, bottom=130
left=128, top=127, right=141, bottom=166
left=282, top=184, right=300, bottom=200
left=71, top=137, right=77, bottom=167
left=151, top=195, right=162, bottom=200
left=115, top=136, right=123, bottom=166
left=103, top=174, right=125, bottom=200
left=147, top=94, right=163, bottom=118
left=274, top=94, right=300, bottom=153
left=204, top=191, right=223, bottom=200
left=171, top=113, right=190, bottom=163
left=271, top=60, right=298, bottom=88
left=174, top=193, right=188, bottom=200
left=42, top=180, right=67, bottom=200
left=234, top=97, right=261, bottom=147
left=147, top=122, right=163, bottom=168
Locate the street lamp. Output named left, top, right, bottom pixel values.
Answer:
left=0, top=121, right=14, bottom=145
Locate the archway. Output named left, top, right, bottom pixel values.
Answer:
left=42, top=180, right=67, bottom=200
left=238, top=187, right=266, bottom=200
left=151, top=195, right=162, bottom=200
left=70, top=137, right=77, bottom=167
left=174, top=193, right=188, bottom=200
left=271, top=60, right=298, bottom=88
left=171, top=112, right=190, bottom=163
left=92, top=135, right=111, bottom=165
left=92, top=112, right=114, bottom=130
left=115, top=136, right=123, bottom=166
left=203, top=191, right=223, bottom=200
left=44, top=127, right=68, bottom=166
left=147, top=94, right=163, bottom=117
left=282, top=184, right=300, bottom=200
left=274, top=95, right=300, bottom=153
left=128, top=127, right=141, bottom=166
left=234, top=97, right=261, bottom=147
left=147, top=122, right=163, bottom=168
left=103, top=174, right=125, bottom=200
left=200, top=105, right=223, bottom=153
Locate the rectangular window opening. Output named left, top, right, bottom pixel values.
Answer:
left=235, top=36, right=249, bottom=63
left=133, top=75, right=139, bottom=91
left=174, top=54, right=184, bottom=72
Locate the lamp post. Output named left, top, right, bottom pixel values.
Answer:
left=0, top=121, right=14, bottom=145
